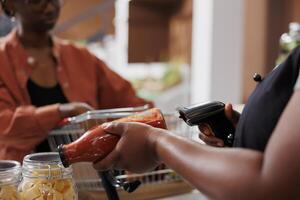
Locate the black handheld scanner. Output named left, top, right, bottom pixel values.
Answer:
left=178, top=101, right=235, bottom=147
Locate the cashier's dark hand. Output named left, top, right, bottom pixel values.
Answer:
left=93, top=122, right=162, bottom=173
left=58, top=102, right=93, bottom=118
left=198, top=103, right=240, bottom=147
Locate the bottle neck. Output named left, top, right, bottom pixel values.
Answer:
left=0, top=161, right=21, bottom=186
left=22, top=152, right=73, bottom=180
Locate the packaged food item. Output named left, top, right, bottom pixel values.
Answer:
left=19, top=153, right=77, bottom=200
left=0, top=160, right=21, bottom=200
left=58, top=108, right=167, bottom=167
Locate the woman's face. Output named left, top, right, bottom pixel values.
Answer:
left=8, top=0, right=62, bottom=32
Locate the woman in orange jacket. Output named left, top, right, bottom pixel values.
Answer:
left=0, top=0, right=151, bottom=161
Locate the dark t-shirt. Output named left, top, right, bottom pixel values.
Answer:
left=233, top=47, right=300, bottom=151
left=27, top=79, right=68, bottom=152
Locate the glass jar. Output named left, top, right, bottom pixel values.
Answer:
left=277, top=22, right=300, bottom=65
left=19, top=153, right=77, bottom=200
left=0, top=160, right=21, bottom=200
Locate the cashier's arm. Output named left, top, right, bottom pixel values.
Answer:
left=95, top=91, right=300, bottom=200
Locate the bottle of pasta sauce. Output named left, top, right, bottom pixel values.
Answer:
left=58, top=108, right=167, bottom=167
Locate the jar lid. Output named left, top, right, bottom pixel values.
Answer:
left=22, top=152, right=72, bottom=179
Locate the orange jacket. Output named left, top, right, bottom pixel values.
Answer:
left=0, top=30, right=151, bottom=161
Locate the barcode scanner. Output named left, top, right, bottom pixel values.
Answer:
left=178, top=101, right=235, bottom=147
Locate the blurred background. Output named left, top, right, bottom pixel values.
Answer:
left=2, top=0, right=300, bottom=199
left=1, top=0, right=300, bottom=111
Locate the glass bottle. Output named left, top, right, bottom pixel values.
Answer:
left=58, top=108, right=167, bottom=167
left=19, top=152, right=77, bottom=200
left=277, top=22, right=300, bottom=64
left=0, top=160, right=21, bottom=200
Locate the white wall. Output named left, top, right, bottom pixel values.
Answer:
left=114, top=0, right=130, bottom=76
left=191, top=0, right=245, bottom=104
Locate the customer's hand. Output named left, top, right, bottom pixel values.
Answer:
left=58, top=102, right=93, bottom=118
left=198, top=103, right=240, bottom=147
left=93, top=122, right=164, bottom=173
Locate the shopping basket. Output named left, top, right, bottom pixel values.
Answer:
left=48, top=106, right=197, bottom=199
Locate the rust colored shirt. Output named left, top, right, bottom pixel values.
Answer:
left=0, top=30, right=151, bottom=161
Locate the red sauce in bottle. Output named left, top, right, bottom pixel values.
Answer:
left=58, top=108, right=167, bottom=167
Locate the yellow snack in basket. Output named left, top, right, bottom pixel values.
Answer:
left=0, top=185, right=19, bottom=200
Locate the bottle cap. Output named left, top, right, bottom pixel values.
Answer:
left=58, top=145, right=69, bottom=168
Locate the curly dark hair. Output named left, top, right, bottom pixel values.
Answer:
left=1, top=0, right=14, bottom=17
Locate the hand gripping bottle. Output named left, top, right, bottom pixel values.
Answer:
left=58, top=108, right=167, bottom=167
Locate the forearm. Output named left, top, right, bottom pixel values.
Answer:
left=154, top=131, right=264, bottom=200
left=0, top=104, right=61, bottom=138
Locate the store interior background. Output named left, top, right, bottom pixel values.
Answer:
left=1, top=0, right=300, bottom=199
left=1, top=0, right=300, bottom=111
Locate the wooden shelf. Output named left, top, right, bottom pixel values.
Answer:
left=128, top=0, right=192, bottom=63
